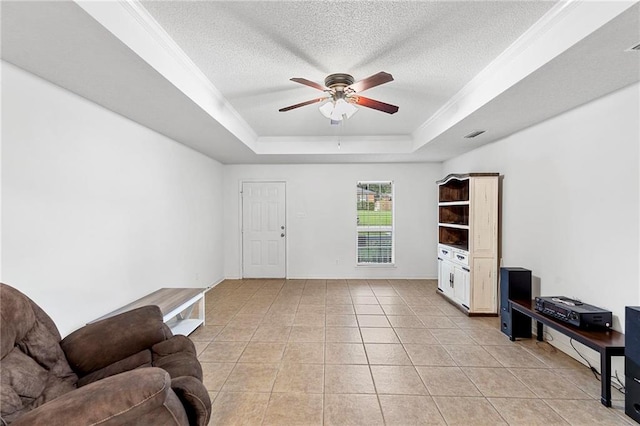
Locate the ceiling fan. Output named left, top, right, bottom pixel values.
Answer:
left=279, top=71, right=399, bottom=124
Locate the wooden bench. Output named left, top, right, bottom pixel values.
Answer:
left=510, top=298, right=625, bottom=407
left=92, top=288, right=205, bottom=336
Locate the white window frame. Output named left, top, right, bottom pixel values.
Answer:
left=356, top=180, right=395, bottom=266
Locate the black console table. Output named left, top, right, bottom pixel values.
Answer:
left=510, top=299, right=625, bottom=407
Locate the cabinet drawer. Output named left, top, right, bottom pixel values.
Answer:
left=452, top=250, right=469, bottom=266
left=438, top=245, right=453, bottom=259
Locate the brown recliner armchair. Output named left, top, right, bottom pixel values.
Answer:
left=0, top=283, right=211, bottom=425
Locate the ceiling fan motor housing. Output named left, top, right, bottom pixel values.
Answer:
left=324, top=73, right=354, bottom=89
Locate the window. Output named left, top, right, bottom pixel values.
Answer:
left=356, top=181, right=394, bottom=264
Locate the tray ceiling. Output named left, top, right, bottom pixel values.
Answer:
left=1, top=1, right=638, bottom=164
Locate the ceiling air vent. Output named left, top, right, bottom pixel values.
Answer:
left=464, top=130, right=485, bottom=138
left=626, top=42, right=640, bottom=52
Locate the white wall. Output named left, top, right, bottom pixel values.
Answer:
left=1, top=62, right=225, bottom=336
left=223, top=163, right=442, bottom=280
left=444, top=83, right=639, bottom=368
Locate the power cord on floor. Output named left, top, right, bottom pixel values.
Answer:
left=534, top=330, right=554, bottom=349
left=614, top=370, right=626, bottom=394
left=569, top=338, right=625, bottom=394
left=569, top=338, right=600, bottom=380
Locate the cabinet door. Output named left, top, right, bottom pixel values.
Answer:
left=439, top=259, right=454, bottom=298
left=472, top=257, right=498, bottom=313
left=453, top=266, right=470, bottom=308
left=437, top=258, right=444, bottom=292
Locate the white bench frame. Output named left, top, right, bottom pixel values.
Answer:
left=92, top=288, right=205, bottom=336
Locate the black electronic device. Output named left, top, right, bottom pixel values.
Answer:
left=626, top=306, right=640, bottom=423
left=500, top=267, right=532, bottom=340
left=534, top=296, right=612, bottom=329
left=536, top=296, right=613, bottom=329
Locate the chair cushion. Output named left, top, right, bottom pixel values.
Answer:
left=11, top=368, right=189, bottom=426
left=2, top=348, right=48, bottom=401
left=60, top=305, right=168, bottom=377
left=0, top=284, right=77, bottom=423
left=77, top=350, right=153, bottom=387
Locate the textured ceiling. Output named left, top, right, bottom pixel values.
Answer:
left=141, top=1, right=555, bottom=137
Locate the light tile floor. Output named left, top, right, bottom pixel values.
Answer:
left=191, top=279, right=630, bottom=425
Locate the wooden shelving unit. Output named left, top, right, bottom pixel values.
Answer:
left=436, top=173, right=499, bottom=315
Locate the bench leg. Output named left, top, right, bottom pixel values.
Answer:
left=600, top=348, right=612, bottom=407
left=536, top=321, right=544, bottom=341
left=177, top=304, right=195, bottom=321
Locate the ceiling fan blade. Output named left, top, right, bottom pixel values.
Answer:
left=290, top=78, right=327, bottom=91
left=347, top=71, right=394, bottom=93
left=352, top=96, right=399, bottom=114
left=279, top=97, right=328, bottom=112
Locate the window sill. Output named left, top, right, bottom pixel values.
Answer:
left=356, top=263, right=396, bottom=268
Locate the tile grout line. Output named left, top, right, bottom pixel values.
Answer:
left=367, top=279, right=389, bottom=425
left=391, top=281, right=450, bottom=425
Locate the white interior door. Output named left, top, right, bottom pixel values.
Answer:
left=242, top=182, right=286, bottom=278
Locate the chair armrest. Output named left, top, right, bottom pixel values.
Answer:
left=61, top=306, right=170, bottom=376
left=153, top=336, right=203, bottom=380
left=171, top=376, right=212, bottom=426
left=12, top=368, right=182, bottom=426
left=152, top=335, right=196, bottom=358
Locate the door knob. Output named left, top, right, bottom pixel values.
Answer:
left=281, top=225, right=285, bottom=230
left=281, top=233, right=285, bottom=237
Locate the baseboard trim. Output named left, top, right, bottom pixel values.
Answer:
left=204, top=277, right=225, bottom=292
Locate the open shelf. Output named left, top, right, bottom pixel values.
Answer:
left=439, top=204, right=469, bottom=226
left=165, top=318, right=204, bottom=336
left=438, top=178, right=469, bottom=203
left=438, top=226, right=469, bottom=251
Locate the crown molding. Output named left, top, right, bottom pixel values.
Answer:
left=76, top=0, right=258, bottom=148
left=412, top=0, right=635, bottom=149
left=413, top=1, right=578, bottom=135
left=256, top=135, right=413, bottom=155
left=116, top=2, right=221, bottom=96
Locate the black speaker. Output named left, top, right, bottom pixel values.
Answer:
left=500, top=267, right=532, bottom=340
left=625, top=306, right=640, bottom=423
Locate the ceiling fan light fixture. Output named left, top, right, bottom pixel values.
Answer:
left=343, top=101, right=358, bottom=119
left=319, top=101, right=334, bottom=118
left=332, top=98, right=358, bottom=120
left=319, top=98, right=359, bottom=122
